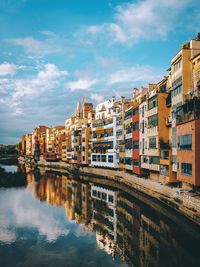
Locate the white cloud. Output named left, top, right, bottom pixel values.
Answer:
left=87, top=25, right=102, bottom=34
left=38, top=63, right=68, bottom=79
left=66, top=78, right=98, bottom=91
left=108, top=65, right=162, bottom=85
left=108, top=23, right=127, bottom=43
left=0, top=63, right=68, bottom=116
left=6, top=36, right=65, bottom=56
left=85, top=0, right=196, bottom=44
left=90, top=93, right=104, bottom=103
left=0, top=190, right=69, bottom=243
left=39, top=30, right=56, bottom=37
left=12, top=64, right=68, bottom=101
left=0, top=62, right=26, bottom=76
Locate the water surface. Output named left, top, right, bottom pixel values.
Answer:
left=0, top=166, right=200, bottom=267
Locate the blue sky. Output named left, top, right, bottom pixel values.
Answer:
left=0, top=0, right=199, bottom=144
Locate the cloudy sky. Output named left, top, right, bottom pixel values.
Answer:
left=0, top=0, right=199, bottom=144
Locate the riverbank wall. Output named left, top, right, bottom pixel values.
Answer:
left=34, top=156, right=200, bottom=225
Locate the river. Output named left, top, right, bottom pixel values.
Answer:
left=0, top=164, right=200, bottom=267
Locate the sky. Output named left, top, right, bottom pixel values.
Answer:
left=0, top=0, right=200, bottom=144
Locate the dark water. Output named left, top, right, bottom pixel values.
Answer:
left=0, top=166, right=200, bottom=267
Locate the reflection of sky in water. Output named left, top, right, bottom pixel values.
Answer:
left=0, top=164, right=18, bottom=173
left=0, top=188, right=127, bottom=267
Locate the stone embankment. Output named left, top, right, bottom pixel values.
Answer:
left=22, top=155, right=200, bottom=225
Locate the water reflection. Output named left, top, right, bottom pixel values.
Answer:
left=29, top=170, right=200, bottom=266
left=1, top=168, right=200, bottom=267
left=0, top=164, right=18, bottom=173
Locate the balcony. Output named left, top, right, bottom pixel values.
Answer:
left=92, top=133, right=113, bottom=139
left=147, top=107, right=158, bottom=117
left=141, top=162, right=149, bottom=169
left=176, top=110, right=200, bottom=124
left=149, top=164, right=160, bottom=172
left=92, top=118, right=113, bottom=128
left=176, top=99, right=200, bottom=125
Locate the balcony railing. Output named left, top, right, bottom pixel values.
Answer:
left=176, top=99, right=200, bottom=125
left=92, top=133, right=113, bottom=138
left=93, top=118, right=113, bottom=128
left=176, top=110, right=200, bottom=124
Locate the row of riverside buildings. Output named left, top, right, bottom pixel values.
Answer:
left=21, top=35, right=200, bottom=188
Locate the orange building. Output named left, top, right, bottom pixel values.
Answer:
left=176, top=99, right=200, bottom=186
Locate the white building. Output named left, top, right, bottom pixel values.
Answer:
left=91, top=97, right=118, bottom=168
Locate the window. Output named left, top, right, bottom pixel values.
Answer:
left=149, top=137, right=157, bottom=149
left=142, top=156, right=148, bottom=163
left=133, top=141, right=139, bottom=149
left=133, top=107, right=139, bottom=115
left=82, top=138, right=85, bottom=142
left=97, top=155, right=101, bottom=162
left=148, top=114, right=158, bottom=127
left=142, top=106, right=145, bottom=117
left=102, top=192, right=107, bottom=200
left=108, top=195, right=114, bottom=203
left=125, top=109, right=132, bottom=120
left=92, top=155, right=97, bottom=161
left=82, top=146, right=85, bottom=151
left=172, top=127, right=177, bottom=148
left=141, top=121, right=144, bottom=133
left=181, top=163, right=192, bottom=176
left=101, top=155, right=106, bottom=162
left=82, top=156, right=85, bottom=161
left=160, top=165, right=169, bottom=176
left=108, top=155, right=113, bottom=163
left=133, top=159, right=139, bottom=166
left=133, top=122, right=139, bottom=131
left=172, top=155, right=177, bottom=164
left=126, top=124, right=132, bottom=134
left=125, top=139, right=132, bottom=149
left=117, top=129, right=122, bottom=138
left=148, top=96, right=158, bottom=110
left=149, top=156, right=159, bottom=165
left=178, top=134, right=192, bottom=150
left=92, top=190, right=97, bottom=196
left=172, top=85, right=182, bottom=97
left=126, top=158, right=132, bottom=165
left=161, top=150, right=169, bottom=159
left=119, top=158, right=125, bottom=164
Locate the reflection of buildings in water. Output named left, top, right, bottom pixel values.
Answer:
left=116, top=192, right=141, bottom=267
left=27, top=169, right=200, bottom=267
left=33, top=172, right=64, bottom=206
left=26, top=172, right=37, bottom=194
left=91, top=185, right=117, bottom=257
left=140, top=211, right=160, bottom=267
left=64, top=177, right=92, bottom=226
left=80, top=182, right=91, bottom=225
